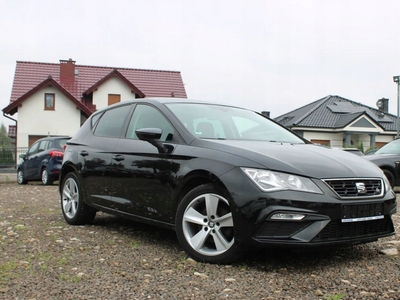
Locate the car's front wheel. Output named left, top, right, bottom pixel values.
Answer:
left=383, top=169, right=395, bottom=188
left=61, top=172, right=96, bottom=225
left=175, top=184, right=241, bottom=264
left=41, top=168, right=53, bottom=185
left=17, top=170, right=27, bottom=185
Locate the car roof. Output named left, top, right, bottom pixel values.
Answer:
left=35, top=136, right=70, bottom=142
left=93, top=98, right=251, bottom=114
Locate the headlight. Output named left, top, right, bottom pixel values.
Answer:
left=241, top=168, right=323, bottom=194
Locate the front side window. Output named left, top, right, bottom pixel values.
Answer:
left=94, top=105, right=132, bottom=138
left=126, top=105, right=175, bottom=142
left=27, top=142, right=40, bottom=156
left=45, top=93, right=55, bottom=110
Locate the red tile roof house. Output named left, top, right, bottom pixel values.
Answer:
left=2, top=59, right=187, bottom=148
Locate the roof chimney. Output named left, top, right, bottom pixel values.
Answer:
left=376, top=98, right=389, bottom=113
left=60, top=58, right=76, bottom=82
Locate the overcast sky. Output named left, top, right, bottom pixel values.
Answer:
left=1, top=0, right=400, bottom=128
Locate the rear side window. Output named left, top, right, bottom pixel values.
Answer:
left=38, top=140, right=50, bottom=152
left=54, top=138, right=70, bottom=149
left=94, top=105, right=131, bottom=138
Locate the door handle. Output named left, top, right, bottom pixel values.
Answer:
left=112, top=154, right=125, bottom=162
left=79, top=150, right=89, bottom=157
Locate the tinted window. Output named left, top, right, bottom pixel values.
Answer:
left=27, top=142, right=40, bottom=156
left=91, top=112, right=102, bottom=130
left=38, top=140, right=50, bottom=152
left=375, top=140, right=400, bottom=155
left=94, top=105, right=131, bottom=138
left=166, top=103, right=305, bottom=143
left=126, top=105, right=175, bottom=142
left=54, top=138, right=70, bottom=149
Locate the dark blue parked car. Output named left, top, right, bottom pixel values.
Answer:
left=17, top=136, right=70, bottom=185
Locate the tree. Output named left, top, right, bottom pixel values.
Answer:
left=0, top=123, right=14, bottom=165
left=0, top=123, right=13, bottom=149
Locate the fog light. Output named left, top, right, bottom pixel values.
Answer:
left=270, top=213, right=306, bottom=220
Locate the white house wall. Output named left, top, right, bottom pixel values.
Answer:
left=302, top=131, right=394, bottom=149
left=303, top=132, right=343, bottom=147
left=92, top=77, right=136, bottom=109
left=17, top=86, right=81, bottom=148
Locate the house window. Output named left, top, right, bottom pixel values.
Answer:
left=108, top=94, right=121, bottom=106
left=44, top=93, right=55, bottom=110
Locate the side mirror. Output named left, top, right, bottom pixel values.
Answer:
left=135, top=128, right=169, bottom=153
left=19, top=154, right=26, bottom=160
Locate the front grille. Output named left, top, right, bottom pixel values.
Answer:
left=254, top=221, right=313, bottom=239
left=323, top=178, right=383, bottom=198
left=312, top=216, right=393, bottom=242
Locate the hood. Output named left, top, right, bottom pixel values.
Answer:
left=192, top=139, right=384, bottom=179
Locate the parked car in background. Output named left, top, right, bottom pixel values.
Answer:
left=365, top=148, right=379, bottom=155
left=341, top=148, right=365, bottom=156
left=17, top=136, right=70, bottom=185
left=364, top=139, right=400, bottom=187
left=59, top=98, right=396, bottom=264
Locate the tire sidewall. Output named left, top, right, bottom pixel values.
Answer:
left=17, top=169, right=27, bottom=185
left=175, top=183, right=240, bottom=264
left=383, top=169, right=395, bottom=188
left=61, top=172, right=87, bottom=225
left=42, top=168, right=50, bottom=185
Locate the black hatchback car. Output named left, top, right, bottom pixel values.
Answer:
left=18, top=136, right=70, bottom=185
left=59, top=98, right=397, bottom=264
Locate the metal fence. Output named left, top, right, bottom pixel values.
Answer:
left=0, top=147, right=29, bottom=168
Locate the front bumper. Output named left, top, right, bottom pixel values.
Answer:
left=220, top=168, right=397, bottom=247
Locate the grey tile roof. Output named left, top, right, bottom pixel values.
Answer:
left=275, top=95, right=397, bottom=131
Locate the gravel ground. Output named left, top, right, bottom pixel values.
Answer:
left=0, top=183, right=399, bottom=300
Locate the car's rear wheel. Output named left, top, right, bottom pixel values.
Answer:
left=61, top=172, right=96, bottom=225
left=383, top=169, right=395, bottom=188
left=17, top=170, right=27, bottom=185
left=175, top=184, right=241, bottom=264
left=41, top=168, right=53, bottom=185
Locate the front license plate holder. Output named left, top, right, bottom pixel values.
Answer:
left=341, top=203, right=384, bottom=223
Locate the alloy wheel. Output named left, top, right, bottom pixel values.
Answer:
left=62, top=177, right=79, bottom=219
left=182, top=192, right=235, bottom=256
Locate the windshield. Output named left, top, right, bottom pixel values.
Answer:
left=375, top=140, right=400, bottom=155
left=166, top=103, right=305, bottom=143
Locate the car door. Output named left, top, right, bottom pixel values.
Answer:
left=110, top=104, right=178, bottom=223
left=32, top=140, right=51, bottom=178
left=79, top=104, right=133, bottom=208
left=23, top=141, right=41, bottom=179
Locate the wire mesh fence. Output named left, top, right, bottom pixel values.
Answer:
left=0, top=147, right=28, bottom=168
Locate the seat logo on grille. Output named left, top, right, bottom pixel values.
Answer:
left=356, top=182, right=367, bottom=194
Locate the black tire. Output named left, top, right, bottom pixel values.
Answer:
left=383, top=169, right=395, bottom=188
left=17, top=169, right=27, bottom=185
left=41, top=168, right=53, bottom=185
left=175, top=183, right=241, bottom=264
left=61, top=172, right=96, bottom=225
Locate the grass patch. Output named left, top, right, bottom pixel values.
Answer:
left=59, top=273, right=82, bottom=282
left=0, top=261, right=21, bottom=287
left=324, top=293, right=346, bottom=300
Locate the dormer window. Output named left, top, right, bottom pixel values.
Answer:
left=45, top=93, right=55, bottom=110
